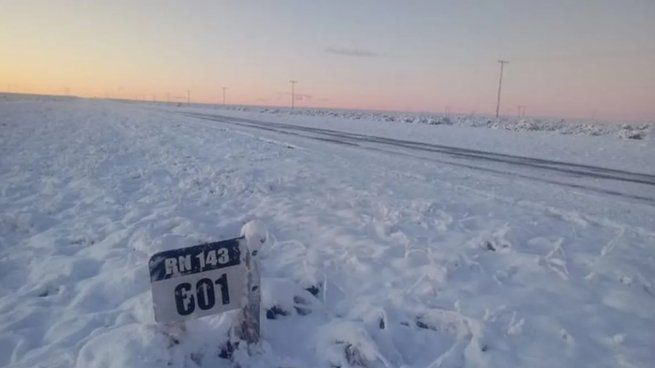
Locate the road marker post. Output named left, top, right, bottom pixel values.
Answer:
left=148, top=221, right=267, bottom=355
left=237, top=221, right=267, bottom=349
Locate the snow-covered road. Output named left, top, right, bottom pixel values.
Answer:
left=1, top=97, right=654, bottom=367
left=182, top=111, right=655, bottom=204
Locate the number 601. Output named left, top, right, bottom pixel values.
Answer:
left=174, top=273, right=229, bottom=315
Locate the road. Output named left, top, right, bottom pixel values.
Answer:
left=179, top=111, right=655, bottom=206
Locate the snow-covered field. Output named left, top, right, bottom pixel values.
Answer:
left=1, top=96, right=654, bottom=367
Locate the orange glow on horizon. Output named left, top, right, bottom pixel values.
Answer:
left=2, top=1, right=654, bottom=122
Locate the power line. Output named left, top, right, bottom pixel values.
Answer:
left=496, top=60, right=509, bottom=118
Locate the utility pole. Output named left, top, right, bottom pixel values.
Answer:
left=187, top=90, right=190, bottom=105
left=166, top=92, right=170, bottom=103
left=444, top=105, right=451, bottom=118
left=517, top=105, right=526, bottom=118
left=289, top=80, right=297, bottom=109
left=496, top=60, right=509, bottom=118
left=222, top=86, right=227, bottom=106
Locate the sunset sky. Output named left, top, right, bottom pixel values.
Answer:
left=1, top=0, right=654, bottom=121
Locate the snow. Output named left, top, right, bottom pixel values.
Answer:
left=241, top=220, right=268, bottom=253
left=1, top=96, right=654, bottom=367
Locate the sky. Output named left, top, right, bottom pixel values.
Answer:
left=1, top=0, right=654, bottom=121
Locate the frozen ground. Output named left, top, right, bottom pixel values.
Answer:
left=1, top=96, right=654, bottom=367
